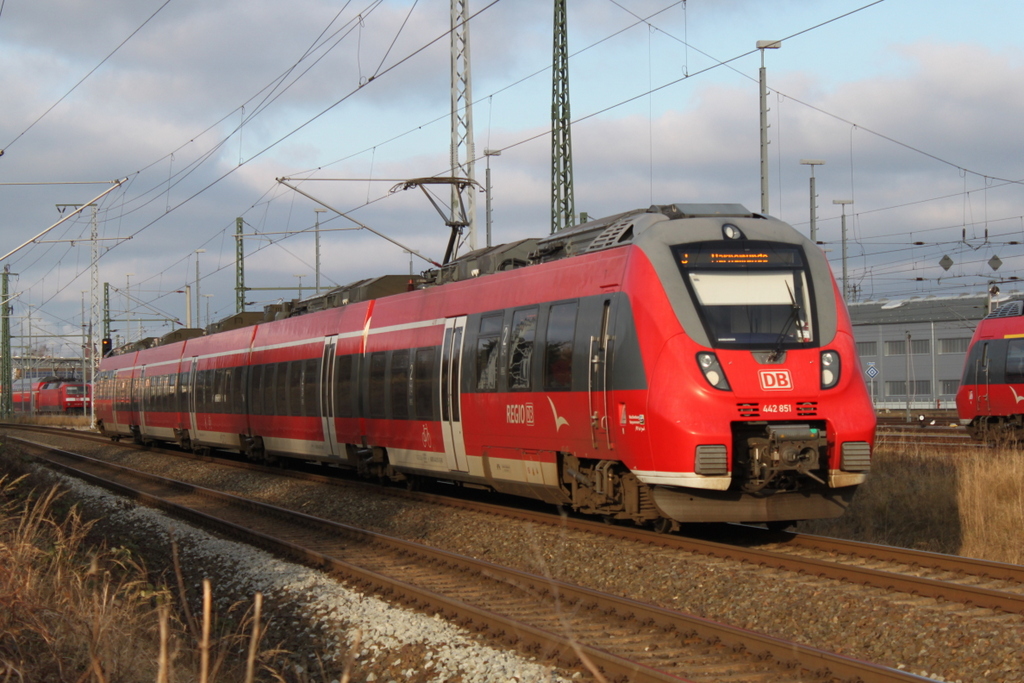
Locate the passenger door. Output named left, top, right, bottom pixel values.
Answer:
left=440, top=316, right=469, bottom=472
left=588, top=298, right=615, bottom=450
left=977, top=341, right=991, bottom=415
left=188, top=358, right=199, bottom=436
left=320, top=335, right=341, bottom=458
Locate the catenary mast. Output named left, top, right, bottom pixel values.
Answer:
left=551, top=0, right=575, bottom=234
left=451, top=0, right=477, bottom=250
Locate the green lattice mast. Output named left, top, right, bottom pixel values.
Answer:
left=551, top=0, right=575, bottom=234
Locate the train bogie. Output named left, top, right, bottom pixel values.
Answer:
left=96, top=203, right=876, bottom=526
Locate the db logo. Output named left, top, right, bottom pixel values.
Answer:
left=759, top=369, right=793, bottom=391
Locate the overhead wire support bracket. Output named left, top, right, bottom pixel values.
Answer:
left=0, top=178, right=126, bottom=264
left=276, top=178, right=442, bottom=268
left=390, top=176, right=481, bottom=264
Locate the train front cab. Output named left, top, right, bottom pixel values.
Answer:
left=956, top=309, right=1024, bottom=439
left=626, top=209, right=876, bottom=524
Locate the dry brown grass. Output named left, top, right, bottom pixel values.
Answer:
left=0, top=472, right=292, bottom=683
left=801, top=438, right=1024, bottom=562
left=799, top=441, right=962, bottom=553
left=10, top=414, right=93, bottom=429
left=957, top=444, right=1024, bottom=564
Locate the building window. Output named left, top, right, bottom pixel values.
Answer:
left=941, top=379, right=960, bottom=395
left=938, top=338, right=970, bottom=354
left=885, top=379, right=931, bottom=396
left=856, top=341, right=877, bottom=357
left=910, top=339, right=930, bottom=355
left=885, top=340, right=905, bottom=356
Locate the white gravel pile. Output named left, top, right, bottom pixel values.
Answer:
left=54, top=472, right=575, bottom=683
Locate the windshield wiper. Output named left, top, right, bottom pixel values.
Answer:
left=767, top=280, right=801, bottom=362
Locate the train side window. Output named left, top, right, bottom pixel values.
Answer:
left=301, top=358, right=319, bottom=417
left=234, top=366, right=246, bottom=413
left=509, top=308, right=538, bottom=391
left=204, top=369, right=216, bottom=413
left=285, top=361, right=303, bottom=417
left=177, top=371, right=188, bottom=413
left=263, top=364, right=279, bottom=415
left=476, top=313, right=503, bottom=391
left=544, top=302, right=577, bottom=391
left=390, top=349, right=411, bottom=420
left=1006, top=340, right=1024, bottom=383
left=250, top=365, right=264, bottom=415
left=194, top=370, right=206, bottom=413
left=214, top=368, right=228, bottom=411
left=368, top=352, right=387, bottom=419
left=167, top=373, right=177, bottom=413
left=413, top=347, right=436, bottom=420
left=158, top=375, right=167, bottom=412
left=335, top=355, right=355, bottom=417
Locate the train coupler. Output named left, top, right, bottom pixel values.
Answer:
left=744, top=424, right=827, bottom=492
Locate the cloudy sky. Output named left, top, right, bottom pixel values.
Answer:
left=1, top=0, right=1022, bottom=355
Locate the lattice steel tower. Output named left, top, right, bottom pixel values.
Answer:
left=451, top=0, right=477, bottom=250
left=551, top=0, right=575, bottom=234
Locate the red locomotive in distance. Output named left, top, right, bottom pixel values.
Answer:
left=36, top=380, right=91, bottom=414
left=95, top=204, right=876, bottom=529
left=957, top=299, right=1024, bottom=440
left=12, top=376, right=91, bottom=415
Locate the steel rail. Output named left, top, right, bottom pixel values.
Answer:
left=10, top=436, right=932, bottom=683
left=5, top=424, right=1024, bottom=614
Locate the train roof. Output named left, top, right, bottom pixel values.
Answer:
left=108, top=203, right=776, bottom=355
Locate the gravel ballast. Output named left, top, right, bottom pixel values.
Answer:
left=6, top=432, right=1024, bottom=683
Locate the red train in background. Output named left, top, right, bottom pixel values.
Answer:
left=12, top=376, right=91, bottom=414
left=956, top=299, right=1024, bottom=439
left=95, top=203, right=876, bottom=529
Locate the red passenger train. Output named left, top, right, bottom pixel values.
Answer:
left=95, top=204, right=876, bottom=528
left=956, top=299, right=1024, bottom=439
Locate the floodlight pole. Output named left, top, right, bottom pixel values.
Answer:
left=757, top=40, right=781, bottom=215
left=833, top=199, right=853, bottom=300
left=800, top=159, right=825, bottom=243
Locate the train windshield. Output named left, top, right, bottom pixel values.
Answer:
left=672, top=241, right=815, bottom=348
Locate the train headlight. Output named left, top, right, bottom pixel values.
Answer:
left=697, top=352, right=731, bottom=390
left=722, top=223, right=745, bottom=240
left=820, top=350, right=840, bottom=389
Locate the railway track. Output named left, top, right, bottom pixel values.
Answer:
left=875, top=424, right=986, bottom=450
left=4, top=433, right=933, bottom=683
left=5, top=424, right=1021, bottom=615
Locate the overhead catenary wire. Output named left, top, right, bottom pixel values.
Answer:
left=12, top=0, right=1024, bottom=338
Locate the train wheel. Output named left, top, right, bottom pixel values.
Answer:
left=650, top=517, right=675, bottom=534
